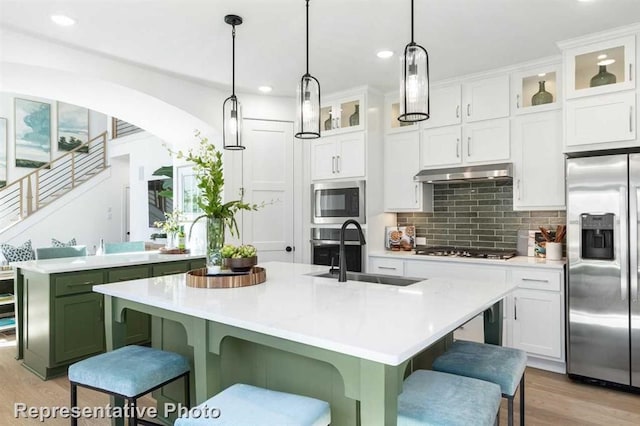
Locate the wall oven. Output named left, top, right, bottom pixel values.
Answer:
left=312, top=180, right=365, bottom=225
left=310, top=228, right=364, bottom=273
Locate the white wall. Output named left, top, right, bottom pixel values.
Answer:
left=109, top=131, right=172, bottom=242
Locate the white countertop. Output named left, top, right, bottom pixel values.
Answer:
left=369, top=250, right=566, bottom=270
left=12, top=251, right=206, bottom=274
left=93, top=261, right=515, bottom=366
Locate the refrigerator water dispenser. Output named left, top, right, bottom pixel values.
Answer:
left=580, top=213, right=614, bottom=260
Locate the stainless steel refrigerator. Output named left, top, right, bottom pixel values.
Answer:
left=567, top=153, right=639, bottom=388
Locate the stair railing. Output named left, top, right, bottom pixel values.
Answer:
left=0, top=131, right=108, bottom=232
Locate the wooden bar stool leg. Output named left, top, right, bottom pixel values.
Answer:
left=508, top=396, right=514, bottom=426
left=130, top=399, right=138, bottom=426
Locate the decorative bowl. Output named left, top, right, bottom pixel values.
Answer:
left=224, top=256, right=258, bottom=272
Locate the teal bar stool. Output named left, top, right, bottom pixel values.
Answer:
left=35, top=245, right=87, bottom=259
left=175, top=383, right=330, bottom=426
left=68, top=345, right=190, bottom=426
left=104, top=241, right=145, bottom=254
left=398, top=370, right=502, bottom=426
left=432, top=340, right=527, bottom=426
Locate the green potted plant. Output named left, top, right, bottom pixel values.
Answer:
left=153, top=210, right=184, bottom=248
left=176, top=131, right=260, bottom=274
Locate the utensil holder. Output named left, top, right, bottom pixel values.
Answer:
left=546, top=242, right=562, bottom=260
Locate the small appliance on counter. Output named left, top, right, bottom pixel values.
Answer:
left=385, top=226, right=415, bottom=251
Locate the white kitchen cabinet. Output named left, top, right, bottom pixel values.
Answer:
left=384, top=131, right=432, bottom=212
left=463, top=119, right=510, bottom=164
left=511, top=63, right=561, bottom=115
left=320, top=94, right=365, bottom=135
left=565, top=91, right=636, bottom=149
left=422, top=84, right=462, bottom=129
left=513, top=110, right=565, bottom=210
left=311, top=132, right=365, bottom=181
left=509, top=268, right=564, bottom=364
left=563, top=35, right=636, bottom=99
left=463, top=75, right=510, bottom=123
left=369, top=257, right=404, bottom=276
left=421, top=126, right=462, bottom=168
left=421, top=120, right=509, bottom=168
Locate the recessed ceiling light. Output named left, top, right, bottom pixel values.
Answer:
left=597, top=54, right=608, bottom=60
left=598, top=59, right=616, bottom=66
left=377, top=50, right=394, bottom=59
left=538, top=73, right=547, bottom=77
left=258, top=86, right=272, bottom=93
left=51, top=14, right=76, bottom=26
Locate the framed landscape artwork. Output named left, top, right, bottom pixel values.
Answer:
left=0, top=118, right=6, bottom=188
left=57, top=101, right=89, bottom=152
left=14, top=98, right=51, bottom=169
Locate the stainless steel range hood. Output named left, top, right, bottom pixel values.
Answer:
left=414, top=163, right=513, bottom=183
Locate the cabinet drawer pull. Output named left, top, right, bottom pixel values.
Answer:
left=332, top=156, right=336, bottom=173
left=467, top=103, right=471, bottom=117
left=68, top=281, right=94, bottom=287
left=456, top=138, right=460, bottom=158
left=514, top=297, right=518, bottom=320
left=117, top=276, right=144, bottom=282
left=337, top=155, right=341, bottom=173
left=521, top=278, right=549, bottom=283
left=516, top=94, right=520, bottom=109
left=467, top=137, right=471, bottom=156
left=162, top=270, right=183, bottom=275
left=377, top=266, right=397, bottom=270
left=630, top=63, right=633, bottom=81
left=414, top=184, right=418, bottom=204
left=456, top=105, right=460, bottom=118
left=630, top=106, right=634, bottom=133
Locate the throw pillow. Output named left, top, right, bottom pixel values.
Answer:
left=0, top=240, right=35, bottom=262
left=51, top=238, right=77, bottom=248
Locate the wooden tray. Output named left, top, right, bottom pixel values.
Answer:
left=186, top=266, right=266, bottom=289
left=159, top=247, right=190, bottom=254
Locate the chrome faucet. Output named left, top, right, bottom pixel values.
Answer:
left=338, top=219, right=366, bottom=282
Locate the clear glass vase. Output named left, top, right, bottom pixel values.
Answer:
left=206, top=217, right=225, bottom=274
left=166, top=232, right=177, bottom=249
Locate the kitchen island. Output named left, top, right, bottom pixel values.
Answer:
left=94, top=261, right=515, bottom=426
left=12, top=251, right=206, bottom=379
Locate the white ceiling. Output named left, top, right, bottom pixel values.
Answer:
left=2, top=0, right=640, bottom=96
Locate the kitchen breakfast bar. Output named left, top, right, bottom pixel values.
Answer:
left=93, top=261, right=515, bottom=426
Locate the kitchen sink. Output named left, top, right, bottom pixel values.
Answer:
left=308, top=271, right=423, bottom=286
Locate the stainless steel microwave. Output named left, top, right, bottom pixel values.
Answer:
left=312, top=180, right=365, bottom=224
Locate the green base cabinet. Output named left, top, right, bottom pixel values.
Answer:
left=17, top=258, right=204, bottom=380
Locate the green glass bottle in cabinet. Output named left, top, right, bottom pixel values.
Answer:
left=590, top=65, right=617, bottom=87
left=531, top=81, right=553, bottom=106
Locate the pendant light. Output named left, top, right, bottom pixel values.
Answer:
left=398, top=0, right=429, bottom=123
left=294, top=0, right=321, bottom=139
left=223, top=14, right=244, bottom=150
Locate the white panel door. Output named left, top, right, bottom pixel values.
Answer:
left=423, top=84, right=462, bottom=128
left=565, top=91, right=636, bottom=147
left=421, top=126, right=462, bottom=168
left=241, top=120, right=294, bottom=262
left=463, top=119, right=510, bottom=164
left=511, top=289, right=562, bottom=358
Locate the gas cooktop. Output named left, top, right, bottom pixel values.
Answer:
left=414, top=246, right=517, bottom=260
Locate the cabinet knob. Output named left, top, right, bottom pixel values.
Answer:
left=286, top=246, right=293, bottom=252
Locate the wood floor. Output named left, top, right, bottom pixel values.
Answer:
left=1, top=331, right=639, bottom=425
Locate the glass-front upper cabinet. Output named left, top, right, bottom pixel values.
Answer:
left=512, top=63, right=561, bottom=115
left=563, top=35, right=635, bottom=99
left=385, top=95, right=417, bottom=133
left=320, top=94, right=365, bottom=135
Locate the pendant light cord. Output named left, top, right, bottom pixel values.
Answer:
left=410, top=0, right=414, bottom=43
left=305, top=0, right=310, bottom=75
left=231, top=25, right=236, bottom=96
